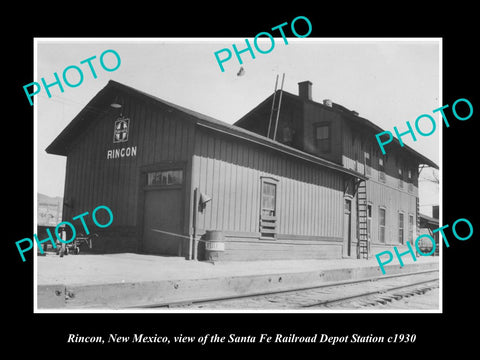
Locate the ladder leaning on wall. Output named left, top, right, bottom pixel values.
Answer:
left=267, top=73, right=285, bottom=141
left=357, top=180, right=369, bottom=259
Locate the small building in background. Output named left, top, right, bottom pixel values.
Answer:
left=418, top=205, right=440, bottom=256
left=37, top=193, right=63, bottom=253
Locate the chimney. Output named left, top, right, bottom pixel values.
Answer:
left=298, top=81, right=312, bottom=101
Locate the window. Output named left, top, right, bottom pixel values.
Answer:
left=281, top=126, right=294, bottom=145
left=398, top=212, right=405, bottom=244
left=147, top=169, right=183, bottom=186
left=260, top=178, right=278, bottom=238
left=378, top=157, right=386, bottom=182
left=379, top=207, right=386, bottom=243
left=314, top=123, right=331, bottom=153
left=408, top=169, right=413, bottom=192
left=367, top=204, right=372, bottom=240
left=398, top=167, right=404, bottom=189
left=261, top=182, right=276, bottom=217
left=408, top=214, right=414, bottom=244
left=365, top=151, right=371, bottom=176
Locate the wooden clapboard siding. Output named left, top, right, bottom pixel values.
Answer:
left=220, top=236, right=343, bottom=260
left=192, top=126, right=344, bottom=240
left=62, top=93, right=193, bottom=231
left=366, top=177, right=417, bottom=246
left=335, top=106, right=421, bottom=250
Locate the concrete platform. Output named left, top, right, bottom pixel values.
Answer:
left=36, top=252, right=439, bottom=310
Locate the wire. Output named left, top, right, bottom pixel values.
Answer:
left=37, top=94, right=107, bottom=117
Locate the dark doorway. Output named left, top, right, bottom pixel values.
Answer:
left=343, top=198, right=352, bottom=257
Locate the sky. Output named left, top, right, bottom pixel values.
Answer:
left=35, top=38, right=440, bottom=213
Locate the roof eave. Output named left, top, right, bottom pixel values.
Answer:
left=196, top=120, right=368, bottom=181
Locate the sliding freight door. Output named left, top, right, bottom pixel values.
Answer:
left=142, top=169, right=184, bottom=255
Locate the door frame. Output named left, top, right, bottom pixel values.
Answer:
left=137, top=161, right=187, bottom=254
left=343, top=195, right=353, bottom=257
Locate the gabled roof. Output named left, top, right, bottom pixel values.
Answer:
left=234, top=90, right=439, bottom=169
left=46, top=80, right=367, bottom=180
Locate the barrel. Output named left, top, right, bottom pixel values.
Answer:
left=204, top=230, right=225, bottom=261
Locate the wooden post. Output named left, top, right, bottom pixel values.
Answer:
left=60, top=226, right=66, bottom=257
left=192, top=188, right=198, bottom=261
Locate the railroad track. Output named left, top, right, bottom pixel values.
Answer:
left=156, top=269, right=439, bottom=310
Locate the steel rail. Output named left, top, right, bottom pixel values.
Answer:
left=139, top=268, right=439, bottom=309
left=301, top=277, right=439, bottom=308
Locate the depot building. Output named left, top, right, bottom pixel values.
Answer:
left=46, top=80, right=437, bottom=261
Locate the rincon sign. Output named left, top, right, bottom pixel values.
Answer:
left=106, top=146, right=137, bottom=159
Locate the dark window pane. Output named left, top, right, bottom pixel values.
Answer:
left=399, top=213, right=404, bottom=244
left=316, top=125, right=329, bottom=140
left=379, top=208, right=386, bottom=225
left=261, top=182, right=276, bottom=212
left=147, top=170, right=183, bottom=186
left=408, top=215, right=414, bottom=243
left=315, top=124, right=331, bottom=153
left=379, top=208, right=386, bottom=243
